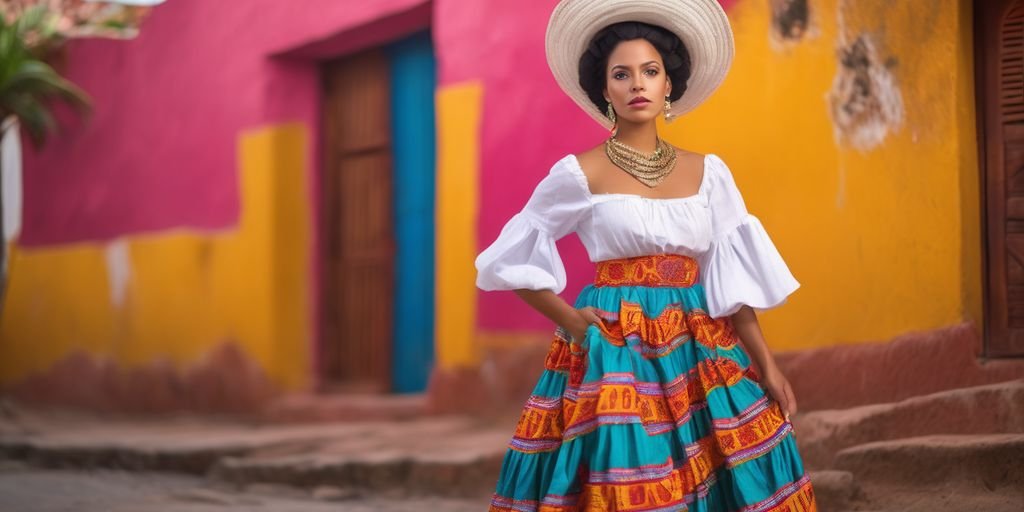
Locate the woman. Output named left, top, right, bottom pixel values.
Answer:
left=475, top=0, right=817, bottom=510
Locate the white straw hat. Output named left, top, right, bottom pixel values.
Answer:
left=545, top=0, right=735, bottom=130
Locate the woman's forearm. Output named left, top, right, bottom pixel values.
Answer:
left=513, top=288, right=586, bottom=334
left=728, top=305, right=779, bottom=375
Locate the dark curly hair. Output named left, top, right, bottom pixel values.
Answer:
left=578, top=21, right=692, bottom=116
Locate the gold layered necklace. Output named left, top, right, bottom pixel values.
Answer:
left=604, top=135, right=677, bottom=188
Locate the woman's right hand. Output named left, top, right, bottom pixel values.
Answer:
left=566, top=306, right=602, bottom=342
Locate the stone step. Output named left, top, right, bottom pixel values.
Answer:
left=792, top=379, right=1024, bottom=469
left=210, top=429, right=507, bottom=499
left=262, top=392, right=428, bottom=423
left=806, top=470, right=860, bottom=511
left=833, top=434, right=1024, bottom=490
left=0, top=413, right=508, bottom=496
left=845, top=486, right=1024, bottom=512
left=0, top=419, right=372, bottom=474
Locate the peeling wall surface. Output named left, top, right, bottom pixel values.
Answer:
left=2, top=124, right=313, bottom=403
left=1, top=0, right=429, bottom=401
left=0, top=0, right=985, bottom=410
left=469, top=0, right=981, bottom=354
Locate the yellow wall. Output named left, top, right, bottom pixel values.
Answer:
left=1, top=1, right=980, bottom=399
left=0, top=123, right=313, bottom=389
left=662, top=0, right=981, bottom=350
left=435, top=81, right=483, bottom=369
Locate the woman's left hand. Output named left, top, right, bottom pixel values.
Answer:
left=760, top=365, right=797, bottom=422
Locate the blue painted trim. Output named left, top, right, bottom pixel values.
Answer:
left=386, top=30, right=436, bottom=393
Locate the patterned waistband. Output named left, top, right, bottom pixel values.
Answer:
left=594, top=253, right=700, bottom=288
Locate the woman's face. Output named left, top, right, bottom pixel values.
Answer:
left=603, top=38, right=671, bottom=126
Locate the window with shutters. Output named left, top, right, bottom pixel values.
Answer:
left=980, top=0, right=1024, bottom=356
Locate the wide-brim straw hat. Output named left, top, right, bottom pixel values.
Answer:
left=545, top=0, right=734, bottom=130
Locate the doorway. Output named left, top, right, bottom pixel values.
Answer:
left=319, top=31, right=437, bottom=392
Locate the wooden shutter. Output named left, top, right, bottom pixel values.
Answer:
left=981, top=0, right=1024, bottom=356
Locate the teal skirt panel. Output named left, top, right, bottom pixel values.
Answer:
left=488, top=281, right=818, bottom=512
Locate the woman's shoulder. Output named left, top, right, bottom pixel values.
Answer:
left=570, top=144, right=605, bottom=173
left=664, top=145, right=730, bottom=182
left=532, top=151, right=591, bottom=199
left=663, top=143, right=717, bottom=169
left=670, top=146, right=711, bottom=178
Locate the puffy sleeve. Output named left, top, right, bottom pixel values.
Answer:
left=698, top=155, right=800, bottom=318
left=474, top=157, right=590, bottom=294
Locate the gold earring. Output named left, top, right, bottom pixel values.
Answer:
left=664, top=96, right=673, bottom=122
left=605, top=101, right=616, bottom=124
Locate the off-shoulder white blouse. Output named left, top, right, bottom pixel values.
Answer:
left=473, top=153, right=800, bottom=318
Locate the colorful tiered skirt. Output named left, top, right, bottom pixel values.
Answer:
left=488, top=254, right=817, bottom=512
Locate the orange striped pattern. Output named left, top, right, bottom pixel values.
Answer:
left=491, top=432, right=815, bottom=512
left=490, top=253, right=816, bottom=511
left=515, top=356, right=761, bottom=452
left=594, top=253, right=700, bottom=288
left=592, top=300, right=739, bottom=355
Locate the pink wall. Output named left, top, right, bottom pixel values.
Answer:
left=21, top=0, right=736, bottom=333
left=20, top=0, right=429, bottom=246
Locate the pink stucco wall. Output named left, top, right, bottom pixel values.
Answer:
left=22, top=0, right=737, bottom=333
left=20, top=0, right=429, bottom=246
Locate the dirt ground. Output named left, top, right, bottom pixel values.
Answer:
left=0, top=462, right=485, bottom=512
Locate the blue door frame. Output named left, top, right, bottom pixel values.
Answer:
left=386, top=31, right=436, bottom=393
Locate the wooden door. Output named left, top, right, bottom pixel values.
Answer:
left=979, top=0, right=1024, bottom=357
left=321, top=49, right=396, bottom=391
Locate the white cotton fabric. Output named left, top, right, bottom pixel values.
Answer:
left=473, top=153, right=800, bottom=318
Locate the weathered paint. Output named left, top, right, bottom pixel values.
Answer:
left=3, top=0, right=436, bottom=402
left=7, top=342, right=279, bottom=414
left=1, top=124, right=312, bottom=390
left=1, top=0, right=987, bottom=410
left=665, top=0, right=980, bottom=349
left=470, top=0, right=982, bottom=352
